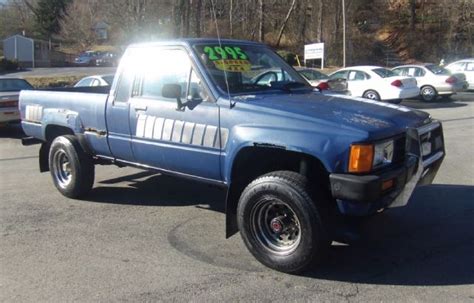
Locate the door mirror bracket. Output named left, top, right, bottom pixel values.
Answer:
left=162, top=83, right=187, bottom=111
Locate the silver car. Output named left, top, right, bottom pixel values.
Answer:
left=392, top=64, right=467, bottom=101
left=445, top=58, right=474, bottom=90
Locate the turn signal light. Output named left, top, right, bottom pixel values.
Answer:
left=349, top=144, right=374, bottom=173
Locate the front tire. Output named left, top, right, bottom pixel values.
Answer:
left=237, top=171, right=330, bottom=273
left=49, top=135, right=95, bottom=199
left=362, top=90, right=381, bottom=101
left=420, top=85, right=437, bottom=102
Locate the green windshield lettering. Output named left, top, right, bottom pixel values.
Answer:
left=203, top=46, right=219, bottom=60
left=203, top=46, right=248, bottom=61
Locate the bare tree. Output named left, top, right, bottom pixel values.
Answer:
left=276, top=0, right=297, bottom=47
left=229, top=0, right=233, bottom=37
left=59, top=0, right=101, bottom=49
left=258, top=0, right=264, bottom=42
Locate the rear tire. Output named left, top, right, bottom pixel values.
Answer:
left=420, top=85, right=437, bottom=102
left=362, top=90, right=381, bottom=101
left=49, top=135, right=95, bottom=199
left=237, top=171, right=330, bottom=273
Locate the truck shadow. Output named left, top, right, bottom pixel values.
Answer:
left=307, top=184, right=474, bottom=286
left=89, top=172, right=226, bottom=213
left=88, top=173, right=473, bottom=286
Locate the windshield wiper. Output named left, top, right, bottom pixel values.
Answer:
left=271, top=81, right=308, bottom=92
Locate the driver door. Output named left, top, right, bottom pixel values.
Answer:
left=128, top=47, right=222, bottom=181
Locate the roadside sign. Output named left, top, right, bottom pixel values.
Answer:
left=304, top=43, right=324, bottom=69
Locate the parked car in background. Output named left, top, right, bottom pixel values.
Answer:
left=0, top=78, right=33, bottom=125
left=392, top=64, right=468, bottom=102
left=329, top=66, right=419, bottom=104
left=74, top=51, right=101, bottom=66
left=74, top=74, right=115, bottom=87
left=95, top=52, right=119, bottom=67
left=295, top=67, right=348, bottom=95
left=252, top=68, right=347, bottom=95
left=445, top=58, right=474, bottom=90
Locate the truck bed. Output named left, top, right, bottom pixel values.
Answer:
left=19, top=87, right=111, bottom=157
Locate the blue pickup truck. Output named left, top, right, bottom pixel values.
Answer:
left=20, top=39, right=445, bottom=273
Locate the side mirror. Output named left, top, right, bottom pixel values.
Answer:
left=162, top=83, right=182, bottom=99
left=162, top=83, right=186, bottom=111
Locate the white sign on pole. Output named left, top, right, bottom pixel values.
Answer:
left=304, top=43, right=324, bottom=69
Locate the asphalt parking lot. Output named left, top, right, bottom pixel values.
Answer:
left=1, top=93, right=473, bottom=302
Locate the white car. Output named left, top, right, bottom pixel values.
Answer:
left=329, top=66, right=419, bottom=104
left=74, top=74, right=115, bottom=87
left=445, top=58, right=474, bottom=90
left=392, top=64, right=468, bottom=102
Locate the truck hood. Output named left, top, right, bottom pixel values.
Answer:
left=235, top=92, right=430, bottom=139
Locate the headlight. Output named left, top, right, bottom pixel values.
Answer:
left=373, top=140, right=394, bottom=167
left=349, top=139, right=394, bottom=173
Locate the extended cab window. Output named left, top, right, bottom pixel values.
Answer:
left=115, top=72, right=134, bottom=102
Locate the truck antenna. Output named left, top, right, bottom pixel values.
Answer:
left=210, top=0, right=235, bottom=108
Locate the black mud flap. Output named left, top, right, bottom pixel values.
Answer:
left=225, top=183, right=241, bottom=238
left=39, top=142, right=50, bottom=172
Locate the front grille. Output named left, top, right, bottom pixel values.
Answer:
left=418, top=122, right=443, bottom=161
left=392, top=135, right=406, bottom=165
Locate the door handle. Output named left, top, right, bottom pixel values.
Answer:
left=134, top=105, right=147, bottom=111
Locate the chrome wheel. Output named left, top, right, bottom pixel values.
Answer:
left=250, top=198, right=301, bottom=255
left=421, top=86, right=436, bottom=101
left=363, top=90, right=380, bottom=100
left=52, top=148, right=72, bottom=188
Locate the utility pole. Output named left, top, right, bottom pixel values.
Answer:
left=342, top=0, right=346, bottom=67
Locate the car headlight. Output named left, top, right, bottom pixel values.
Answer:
left=349, top=139, right=394, bottom=173
left=373, top=140, right=394, bottom=167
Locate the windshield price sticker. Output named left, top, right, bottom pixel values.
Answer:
left=203, top=45, right=251, bottom=72
left=214, top=59, right=251, bottom=72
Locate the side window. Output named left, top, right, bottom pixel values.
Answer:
left=414, top=68, right=425, bottom=77
left=450, top=62, right=466, bottom=72
left=256, top=72, right=278, bottom=85
left=188, top=69, right=207, bottom=101
left=76, top=78, right=92, bottom=87
left=407, top=67, right=416, bottom=77
left=91, top=79, right=100, bottom=87
left=392, top=68, right=404, bottom=76
left=330, top=71, right=347, bottom=80
left=348, top=71, right=366, bottom=81
left=141, top=49, right=190, bottom=99
left=466, top=63, right=474, bottom=71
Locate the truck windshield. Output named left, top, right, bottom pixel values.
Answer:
left=193, top=43, right=310, bottom=94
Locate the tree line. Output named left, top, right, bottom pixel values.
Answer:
left=0, top=0, right=472, bottom=65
